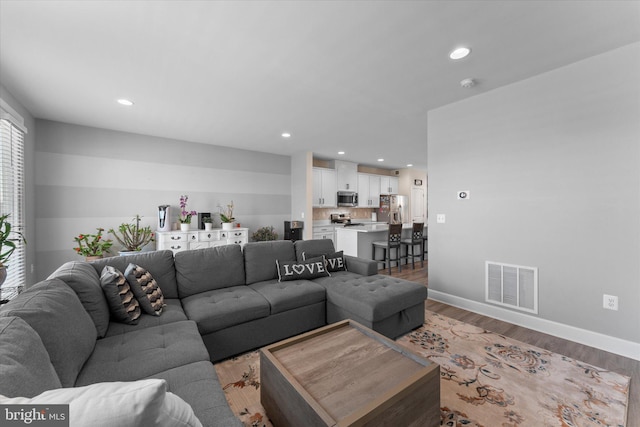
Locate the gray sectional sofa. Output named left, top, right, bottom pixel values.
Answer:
left=0, top=239, right=427, bottom=427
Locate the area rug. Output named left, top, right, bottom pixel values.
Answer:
left=214, top=310, right=630, bottom=427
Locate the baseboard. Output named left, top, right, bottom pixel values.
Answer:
left=428, top=290, right=640, bottom=362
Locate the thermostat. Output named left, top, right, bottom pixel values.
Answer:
left=457, top=191, right=470, bottom=200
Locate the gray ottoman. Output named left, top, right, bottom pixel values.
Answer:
left=314, top=274, right=428, bottom=338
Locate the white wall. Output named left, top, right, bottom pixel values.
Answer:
left=427, top=43, right=640, bottom=354
left=35, top=120, right=292, bottom=279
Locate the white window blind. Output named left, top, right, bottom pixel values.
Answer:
left=0, top=101, right=26, bottom=290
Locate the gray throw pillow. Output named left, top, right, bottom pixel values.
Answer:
left=276, top=256, right=330, bottom=282
left=124, top=263, right=165, bottom=316
left=0, top=316, right=62, bottom=398
left=100, top=266, right=141, bottom=324
left=304, top=250, right=347, bottom=272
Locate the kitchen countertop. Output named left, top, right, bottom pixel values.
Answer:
left=336, top=223, right=413, bottom=232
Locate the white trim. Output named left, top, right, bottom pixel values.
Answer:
left=0, top=98, right=27, bottom=134
left=428, top=289, right=640, bottom=362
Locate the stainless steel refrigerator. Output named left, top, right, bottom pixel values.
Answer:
left=378, top=195, right=408, bottom=224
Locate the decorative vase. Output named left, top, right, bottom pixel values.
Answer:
left=180, top=223, right=190, bottom=232
left=118, top=250, right=140, bottom=257
left=222, top=222, right=234, bottom=231
left=204, top=223, right=213, bottom=231
left=85, top=255, right=102, bottom=262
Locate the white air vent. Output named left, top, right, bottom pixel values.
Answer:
left=486, top=261, right=538, bottom=314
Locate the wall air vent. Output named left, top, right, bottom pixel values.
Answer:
left=486, top=261, right=538, bottom=314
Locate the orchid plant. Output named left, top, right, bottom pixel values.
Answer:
left=218, top=201, right=235, bottom=223
left=179, top=195, right=197, bottom=224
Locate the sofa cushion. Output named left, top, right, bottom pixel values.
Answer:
left=294, top=239, right=335, bottom=261
left=100, top=265, right=141, bottom=324
left=276, top=256, right=330, bottom=282
left=0, top=279, right=96, bottom=387
left=48, top=260, right=110, bottom=338
left=0, top=316, right=62, bottom=398
left=0, top=379, right=202, bottom=427
left=175, top=245, right=245, bottom=298
left=147, top=361, right=242, bottom=427
left=125, top=263, right=165, bottom=316
left=181, top=286, right=270, bottom=335
left=104, top=299, right=187, bottom=337
left=317, top=275, right=428, bottom=322
left=90, top=250, right=179, bottom=298
left=75, top=320, right=209, bottom=386
left=249, top=279, right=326, bottom=314
left=243, top=240, right=296, bottom=285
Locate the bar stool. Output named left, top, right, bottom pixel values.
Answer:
left=422, top=234, right=428, bottom=261
left=372, top=223, right=403, bottom=274
left=400, top=222, right=424, bottom=269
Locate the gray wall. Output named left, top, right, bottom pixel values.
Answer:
left=427, top=42, right=640, bottom=344
left=35, top=120, right=291, bottom=280
left=0, top=85, right=37, bottom=286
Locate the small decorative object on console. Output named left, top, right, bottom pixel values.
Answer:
left=178, top=195, right=197, bottom=224
left=218, top=201, right=235, bottom=230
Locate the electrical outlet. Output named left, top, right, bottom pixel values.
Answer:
left=603, top=294, right=618, bottom=311
left=436, top=214, right=446, bottom=224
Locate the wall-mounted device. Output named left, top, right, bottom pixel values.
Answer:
left=457, top=191, right=470, bottom=200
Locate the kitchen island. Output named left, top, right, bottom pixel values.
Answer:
left=336, top=223, right=415, bottom=260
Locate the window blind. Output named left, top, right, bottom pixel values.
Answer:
left=0, top=103, right=26, bottom=290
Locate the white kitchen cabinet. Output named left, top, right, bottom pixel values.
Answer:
left=380, top=176, right=399, bottom=194
left=312, top=225, right=336, bottom=244
left=334, top=160, right=358, bottom=192
left=357, top=173, right=381, bottom=208
left=156, top=228, right=248, bottom=255
left=313, top=168, right=337, bottom=207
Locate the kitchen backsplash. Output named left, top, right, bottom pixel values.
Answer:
left=313, top=208, right=375, bottom=220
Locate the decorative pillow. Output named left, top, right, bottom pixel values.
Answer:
left=303, top=250, right=347, bottom=272
left=124, top=263, right=165, bottom=316
left=0, top=379, right=203, bottom=427
left=100, top=266, right=141, bottom=324
left=276, top=256, right=330, bottom=282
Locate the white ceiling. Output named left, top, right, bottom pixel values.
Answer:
left=1, top=1, right=639, bottom=171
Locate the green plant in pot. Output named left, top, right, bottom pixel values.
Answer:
left=73, top=228, right=113, bottom=261
left=203, top=216, right=213, bottom=231
left=218, top=201, right=235, bottom=230
left=109, top=215, right=155, bottom=255
left=251, top=226, right=278, bottom=242
left=0, top=213, right=26, bottom=287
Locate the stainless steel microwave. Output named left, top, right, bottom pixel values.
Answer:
left=337, top=191, right=358, bottom=207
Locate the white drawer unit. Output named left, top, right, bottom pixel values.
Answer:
left=156, top=228, right=249, bottom=254
left=312, top=225, right=337, bottom=244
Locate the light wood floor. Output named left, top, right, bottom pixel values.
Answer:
left=378, top=261, right=639, bottom=427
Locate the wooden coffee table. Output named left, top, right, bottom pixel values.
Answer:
left=260, top=319, right=440, bottom=427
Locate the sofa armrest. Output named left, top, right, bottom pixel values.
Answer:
left=344, top=255, right=377, bottom=276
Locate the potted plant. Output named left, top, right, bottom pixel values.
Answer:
left=202, top=216, right=213, bottom=231
left=0, top=214, right=26, bottom=287
left=179, top=195, right=197, bottom=231
left=109, top=215, right=155, bottom=256
left=73, top=228, right=113, bottom=261
left=251, top=226, right=278, bottom=242
left=218, top=201, right=235, bottom=230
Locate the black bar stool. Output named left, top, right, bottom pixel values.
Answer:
left=372, top=223, right=403, bottom=274
left=400, top=222, right=424, bottom=269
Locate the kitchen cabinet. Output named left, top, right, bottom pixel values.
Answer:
left=313, top=168, right=337, bottom=207
left=312, top=225, right=336, bottom=244
left=156, top=228, right=248, bottom=255
left=334, top=160, right=358, bottom=192
left=380, top=176, right=399, bottom=194
left=357, top=173, right=381, bottom=208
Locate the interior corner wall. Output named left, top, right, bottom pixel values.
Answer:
left=427, top=42, right=640, bottom=345
left=290, top=151, right=313, bottom=239
left=0, top=85, right=37, bottom=286
left=34, top=120, right=291, bottom=280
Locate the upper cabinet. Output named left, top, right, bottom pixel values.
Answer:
left=334, top=160, right=358, bottom=192
left=380, top=176, right=399, bottom=194
left=312, top=168, right=337, bottom=207
left=357, top=173, right=381, bottom=208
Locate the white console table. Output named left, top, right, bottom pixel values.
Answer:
left=156, top=228, right=248, bottom=254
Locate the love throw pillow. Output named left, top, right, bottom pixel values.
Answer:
left=303, top=251, right=347, bottom=272
left=276, top=256, right=330, bottom=282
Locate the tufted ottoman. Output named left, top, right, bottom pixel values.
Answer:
left=315, top=274, right=428, bottom=339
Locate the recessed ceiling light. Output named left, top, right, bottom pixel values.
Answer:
left=338, top=151, right=345, bottom=155
left=281, top=132, right=291, bottom=138
left=377, top=158, right=384, bottom=162
left=117, top=99, right=134, bottom=106
left=449, top=47, right=471, bottom=60
left=407, top=164, right=413, bottom=167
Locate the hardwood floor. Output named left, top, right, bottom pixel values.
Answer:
left=378, top=262, right=640, bottom=427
